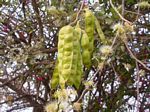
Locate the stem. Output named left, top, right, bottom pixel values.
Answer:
left=124, top=41, right=150, bottom=71
left=136, top=62, right=140, bottom=112
left=70, top=0, right=85, bottom=25
left=109, top=0, right=132, bottom=25
left=136, top=0, right=141, bottom=21
left=31, top=0, right=43, bottom=38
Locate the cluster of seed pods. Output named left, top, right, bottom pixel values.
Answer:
left=51, top=25, right=83, bottom=89
left=51, top=8, right=98, bottom=89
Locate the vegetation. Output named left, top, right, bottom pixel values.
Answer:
left=0, top=0, right=150, bottom=112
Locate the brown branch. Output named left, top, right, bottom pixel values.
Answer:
left=136, top=0, right=141, bottom=21
left=124, top=41, right=150, bottom=71
left=0, top=75, right=20, bottom=87
left=109, top=0, right=132, bottom=25
left=69, top=1, right=84, bottom=26
left=19, top=74, right=29, bottom=90
left=125, top=10, right=143, bottom=16
left=6, top=104, right=32, bottom=112
left=31, top=0, right=43, bottom=37
left=0, top=95, right=30, bottom=105
left=0, top=77, right=44, bottom=108
left=136, top=62, right=140, bottom=112
left=76, top=88, right=89, bottom=102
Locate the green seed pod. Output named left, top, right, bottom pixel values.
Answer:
left=81, top=30, right=91, bottom=68
left=51, top=61, right=59, bottom=89
left=51, top=25, right=84, bottom=89
left=95, top=17, right=107, bottom=44
left=85, top=8, right=95, bottom=53
left=57, top=25, right=75, bottom=88
left=68, top=28, right=83, bottom=89
left=81, top=30, right=90, bottom=48
left=75, top=21, right=82, bottom=40
left=82, top=50, right=91, bottom=68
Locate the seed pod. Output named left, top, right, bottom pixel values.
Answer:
left=82, top=50, right=91, bottom=68
left=55, top=26, right=74, bottom=88
left=68, top=27, right=83, bottom=89
left=81, top=30, right=91, bottom=68
left=52, top=25, right=83, bottom=89
left=85, top=8, right=95, bottom=53
left=81, top=30, right=90, bottom=48
left=75, top=21, right=82, bottom=40
left=95, top=17, right=107, bottom=44
left=51, top=61, right=59, bottom=89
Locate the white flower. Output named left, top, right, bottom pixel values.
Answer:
left=113, top=23, right=125, bottom=35
left=54, top=89, right=68, bottom=101
left=99, top=45, right=112, bottom=55
left=45, top=101, right=58, bottom=112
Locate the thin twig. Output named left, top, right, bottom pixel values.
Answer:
left=0, top=75, right=20, bottom=87
left=136, top=62, right=140, bottom=112
left=111, top=35, right=117, bottom=48
left=31, top=0, right=43, bottom=37
left=125, top=10, right=143, bottom=16
left=70, top=0, right=85, bottom=25
left=121, top=0, right=125, bottom=20
left=76, top=88, right=89, bottom=102
left=111, top=63, right=121, bottom=81
left=136, top=0, right=141, bottom=21
left=124, top=41, right=150, bottom=71
left=88, top=69, right=100, bottom=81
left=109, top=0, right=132, bottom=25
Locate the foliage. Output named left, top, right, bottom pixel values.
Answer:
left=0, top=0, right=150, bottom=112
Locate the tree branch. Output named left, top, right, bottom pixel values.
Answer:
left=124, top=41, right=150, bottom=71
left=31, top=0, right=43, bottom=38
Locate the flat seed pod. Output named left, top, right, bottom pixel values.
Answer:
left=75, top=21, right=82, bottom=40
left=82, top=50, right=91, bottom=68
left=85, top=8, right=95, bottom=53
left=81, top=30, right=90, bottom=48
left=68, top=28, right=83, bottom=89
left=51, top=62, right=59, bottom=89
left=95, top=17, right=107, bottom=44
left=81, top=30, right=91, bottom=68
left=57, top=25, right=75, bottom=88
left=52, top=25, right=84, bottom=89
